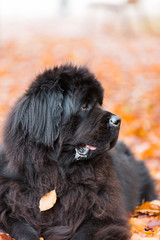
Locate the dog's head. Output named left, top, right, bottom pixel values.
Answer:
left=4, top=64, right=121, bottom=163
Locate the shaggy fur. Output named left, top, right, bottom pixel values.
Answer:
left=0, top=64, right=157, bottom=240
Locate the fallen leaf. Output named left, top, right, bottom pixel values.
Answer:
left=134, top=200, right=160, bottom=216
left=0, top=233, right=14, bottom=240
left=39, top=189, right=57, bottom=212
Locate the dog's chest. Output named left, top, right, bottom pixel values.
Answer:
left=54, top=161, right=109, bottom=216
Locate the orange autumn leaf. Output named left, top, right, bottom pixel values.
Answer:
left=39, top=190, right=57, bottom=212
left=130, top=200, right=160, bottom=239
left=134, top=200, right=160, bottom=216
left=0, top=233, right=14, bottom=240
left=130, top=215, right=160, bottom=238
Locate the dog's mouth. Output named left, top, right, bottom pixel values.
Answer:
left=75, top=140, right=116, bottom=161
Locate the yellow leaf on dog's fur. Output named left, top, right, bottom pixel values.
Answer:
left=39, top=190, right=57, bottom=212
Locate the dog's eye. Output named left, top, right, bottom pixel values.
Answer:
left=81, top=104, right=88, bottom=110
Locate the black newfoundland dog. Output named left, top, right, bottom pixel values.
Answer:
left=0, top=64, right=157, bottom=240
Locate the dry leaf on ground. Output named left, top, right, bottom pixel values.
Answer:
left=130, top=200, right=160, bottom=239
left=39, top=189, right=57, bottom=212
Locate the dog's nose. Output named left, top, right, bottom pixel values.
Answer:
left=109, top=115, right=121, bottom=128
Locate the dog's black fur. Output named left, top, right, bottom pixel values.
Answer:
left=0, top=64, right=157, bottom=240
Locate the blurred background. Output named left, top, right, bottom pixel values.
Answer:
left=0, top=0, right=160, bottom=192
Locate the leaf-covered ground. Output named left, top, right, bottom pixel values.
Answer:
left=0, top=23, right=160, bottom=239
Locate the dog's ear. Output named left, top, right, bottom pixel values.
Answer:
left=6, top=87, right=63, bottom=147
